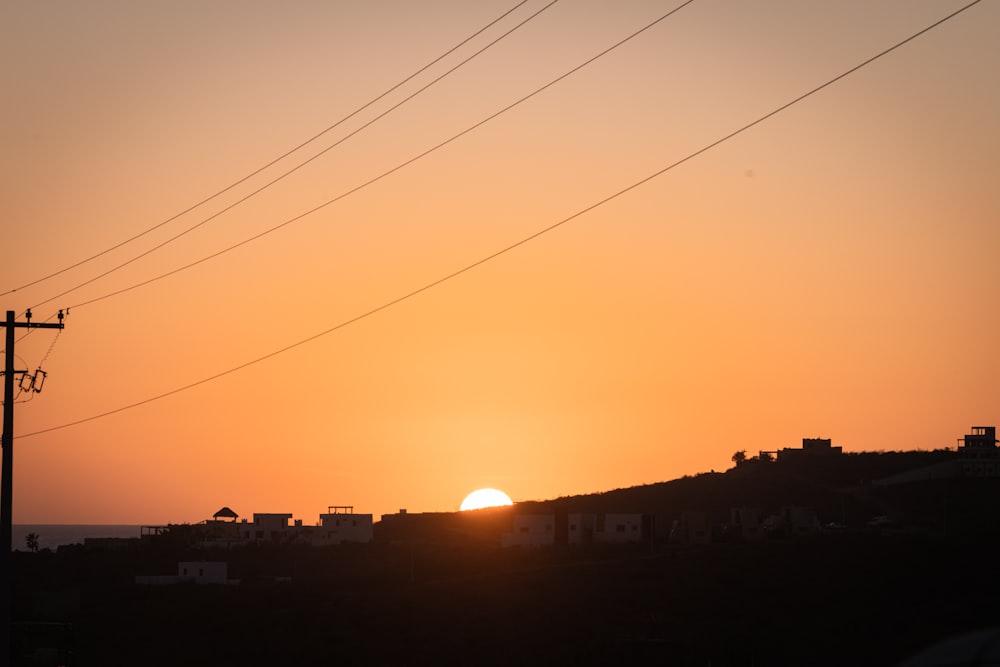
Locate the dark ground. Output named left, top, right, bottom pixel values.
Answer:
left=13, top=453, right=1000, bottom=666
left=11, top=530, right=1000, bottom=666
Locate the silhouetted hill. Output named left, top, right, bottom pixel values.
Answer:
left=514, top=449, right=969, bottom=531
left=374, top=505, right=515, bottom=545
left=371, top=450, right=991, bottom=547
left=12, top=449, right=1000, bottom=666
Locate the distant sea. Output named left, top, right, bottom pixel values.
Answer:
left=12, top=525, right=144, bottom=551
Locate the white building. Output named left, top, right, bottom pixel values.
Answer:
left=599, top=513, right=644, bottom=544
left=671, top=511, right=712, bottom=545
left=501, top=514, right=555, bottom=548
left=136, top=561, right=232, bottom=586
left=568, top=514, right=597, bottom=545
left=224, top=509, right=374, bottom=546
left=238, top=513, right=294, bottom=543
left=309, top=506, right=374, bottom=545
left=780, top=506, right=820, bottom=536
left=730, top=507, right=765, bottom=541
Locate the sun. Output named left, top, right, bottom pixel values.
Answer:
left=460, top=488, right=513, bottom=511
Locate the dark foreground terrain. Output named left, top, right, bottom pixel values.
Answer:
left=12, top=530, right=1000, bottom=666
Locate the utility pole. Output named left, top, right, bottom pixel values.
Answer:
left=1, top=308, right=64, bottom=663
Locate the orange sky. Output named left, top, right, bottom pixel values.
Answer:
left=3, top=0, right=998, bottom=525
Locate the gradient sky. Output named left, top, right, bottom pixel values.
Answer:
left=2, top=0, right=997, bottom=525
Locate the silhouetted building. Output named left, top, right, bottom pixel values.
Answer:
left=196, top=518, right=243, bottom=547
left=779, top=506, right=820, bottom=536
left=730, top=507, right=765, bottom=541
left=309, top=506, right=374, bottom=545
left=671, top=512, right=711, bottom=545
left=874, top=426, right=1000, bottom=486
left=213, top=506, right=238, bottom=520
left=218, top=508, right=374, bottom=546
left=959, top=459, right=1000, bottom=477
left=239, top=513, right=294, bottom=543
left=957, top=426, right=998, bottom=458
left=136, top=562, right=232, bottom=586
left=82, top=536, right=139, bottom=551
left=778, top=437, right=842, bottom=461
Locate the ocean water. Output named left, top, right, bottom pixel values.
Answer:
left=12, top=525, right=143, bottom=551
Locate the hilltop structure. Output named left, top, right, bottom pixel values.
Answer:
left=189, top=505, right=374, bottom=547
left=774, top=437, right=843, bottom=461
left=131, top=427, right=997, bottom=552
left=874, top=425, right=1000, bottom=486
left=957, top=426, right=998, bottom=458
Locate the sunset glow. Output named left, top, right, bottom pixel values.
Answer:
left=2, top=0, right=996, bottom=525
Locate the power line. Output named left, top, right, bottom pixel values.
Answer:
left=55, top=0, right=698, bottom=313
left=1, top=309, right=66, bottom=660
left=16, top=0, right=983, bottom=440
left=25, top=0, right=562, bottom=313
left=2, top=0, right=535, bottom=299
left=29, top=0, right=562, bottom=312
left=13, top=309, right=66, bottom=345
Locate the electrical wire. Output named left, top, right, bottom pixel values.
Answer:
left=52, top=0, right=697, bottom=313
left=1, top=0, right=536, bottom=299
left=13, top=310, right=67, bottom=345
left=27, top=0, right=562, bottom=312
left=15, top=0, right=984, bottom=440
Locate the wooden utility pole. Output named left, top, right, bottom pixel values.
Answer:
left=1, top=308, right=65, bottom=662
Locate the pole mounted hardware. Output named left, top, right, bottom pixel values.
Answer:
left=0, top=309, right=66, bottom=661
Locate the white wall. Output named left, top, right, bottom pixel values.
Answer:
left=599, top=513, right=643, bottom=544
left=314, top=513, right=374, bottom=545
left=501, top=514, right=555, bottom=548
left=178, top=561, right=229, bottom=584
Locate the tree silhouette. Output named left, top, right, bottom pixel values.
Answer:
left=25, top=532, right=40, bottom=552
left=731, top=450, right=747, bottom=466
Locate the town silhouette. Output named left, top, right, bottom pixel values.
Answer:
left=5, top=0, right=996, bottom=663
left=10, top=426, right=1000, bottom=665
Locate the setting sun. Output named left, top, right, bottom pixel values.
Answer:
left=460, top=488, right=514, bottom=511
